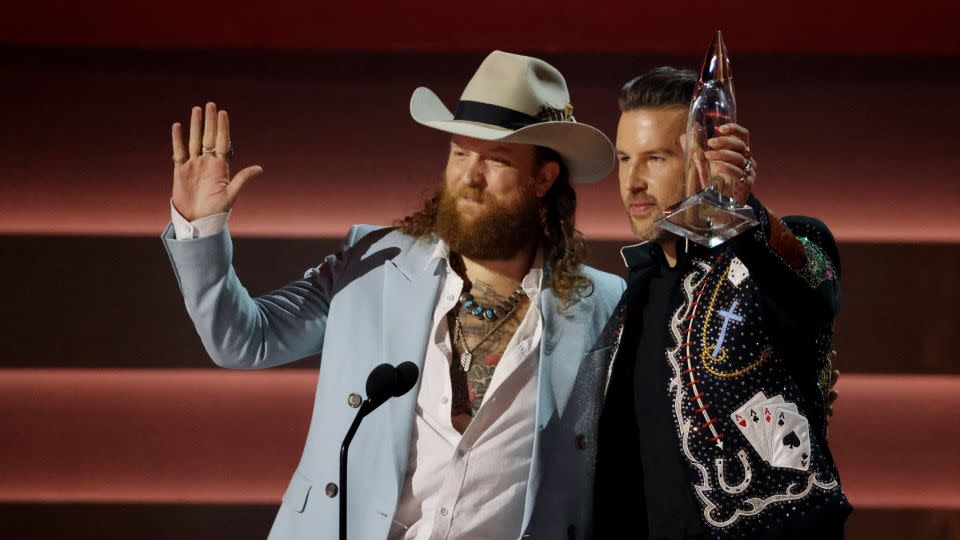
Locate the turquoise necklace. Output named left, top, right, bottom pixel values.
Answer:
left=453, top=286, right=525, bottom=372
left=459, top=286, right=525, bottom=321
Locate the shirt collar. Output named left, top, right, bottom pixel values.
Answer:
left=426, top=237, right=450, bottom=271
left=620, top=240, right=654, bottom=270
left=620, top=237, right=709, bottom=272
left=525, top=248, right=545, bottom=294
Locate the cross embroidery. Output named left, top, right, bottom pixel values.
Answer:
left=712, top=300, right=743, bottom=358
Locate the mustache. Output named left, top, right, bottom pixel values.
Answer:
left=446, top=186, right=490, bottom=204
left=626, top=195, right=659, bottom=206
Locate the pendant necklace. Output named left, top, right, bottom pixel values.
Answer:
left=453, top=287, right=524, bottom=372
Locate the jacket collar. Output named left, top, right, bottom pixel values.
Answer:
left=620, top=237, right=711, bottom=279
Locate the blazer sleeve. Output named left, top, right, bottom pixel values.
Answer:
left=161, top=223, right=381, bottom=369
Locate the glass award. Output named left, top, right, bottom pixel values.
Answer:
left=656, top=30, right=757, bottom=248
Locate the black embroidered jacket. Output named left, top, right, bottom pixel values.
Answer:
left=595, top=196, right=852, bottom=538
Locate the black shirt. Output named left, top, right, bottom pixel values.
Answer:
left=595, top=242, right=710, bottom=540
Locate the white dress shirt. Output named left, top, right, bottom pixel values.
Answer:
left=171, top=203, right=544, bottom=540
left=390, top=242, right=542, bottom=540
left=169, top=201, right=230, bottom=240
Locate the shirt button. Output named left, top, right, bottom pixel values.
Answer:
left=325, top=483, right=339, bottom=498
left=446, top=294, right=455, bottom=301
left=457, top=448, right=466, bottom=457
left=441, top=396, right=449, bottom=404
left=440, top=507, right=449, bottom=517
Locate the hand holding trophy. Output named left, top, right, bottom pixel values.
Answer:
left=657, top=31, right=758, bottom=247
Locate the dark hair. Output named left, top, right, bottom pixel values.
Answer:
left=618, top=66, right=697, bottom=112
left=533, top=146, right=593, bottom=306
left=395, top=146, right=592, bottom=308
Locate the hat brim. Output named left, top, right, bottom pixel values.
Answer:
left=410, top=87, right=614, bottom=183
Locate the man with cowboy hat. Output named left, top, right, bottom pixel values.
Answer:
left=162, top=50, right=625, bottom=539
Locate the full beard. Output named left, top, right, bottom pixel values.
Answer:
left=435, top=183, right=541, bottom=260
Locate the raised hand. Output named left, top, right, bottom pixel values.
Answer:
left=171, top=102, right=263, bottom=221
left=679, top=122, right=758, bottom=205
left=704, top=123, right=756, bottom=204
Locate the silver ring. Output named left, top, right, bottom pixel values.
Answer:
left=215, top=146, right=234, bottom=162
left=739, top=159, right=753, bottom=184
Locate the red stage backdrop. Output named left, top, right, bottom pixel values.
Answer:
left=2, top=2, right=959, bottom=538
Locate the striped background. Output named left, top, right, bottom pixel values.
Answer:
left=2, top=3, right=959, bottom=537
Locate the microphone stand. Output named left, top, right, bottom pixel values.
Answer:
left=340, top=400, right=374, bottom=540
left=338, top=361, right=418, bottom=540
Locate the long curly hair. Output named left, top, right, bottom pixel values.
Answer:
left=396, top=146, right=593, bottom=308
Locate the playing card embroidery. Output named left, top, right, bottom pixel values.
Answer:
left=727, top=257, right=750, bottom=287
left=783, top=431, right=801, bottom=448
left=729, top=392, right=767, bottom=458
left=769, top=409, right=812, bottom=471
left=731, top=392, right=811, bottom=471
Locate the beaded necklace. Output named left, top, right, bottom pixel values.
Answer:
left=459, top=287, right=525, bottom=321
left=453, top=286, right=525, bottom=372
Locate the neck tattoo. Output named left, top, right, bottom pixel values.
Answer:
left=452, top=285, right=524, bottom=372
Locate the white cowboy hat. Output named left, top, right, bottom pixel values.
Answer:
left=410, top=50, right=615, bottom=183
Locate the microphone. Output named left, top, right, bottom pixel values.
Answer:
left=363, top=363, right=401, bottom=410
left=340, top=362, right=420, bottom=540
left=394, top=361, right=420, bottom=396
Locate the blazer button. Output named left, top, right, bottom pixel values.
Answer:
left=575, top=434, right=588, bottom=450
left=347, top=393, right=362, bottom=408
left=325, top=483, right=339, bottom=498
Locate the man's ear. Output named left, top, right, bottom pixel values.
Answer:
left=534, top=161, right=560, bottom=198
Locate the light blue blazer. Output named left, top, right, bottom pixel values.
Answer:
left=162, top=224, right=626, bottom=539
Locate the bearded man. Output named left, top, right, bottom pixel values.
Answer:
left=161, top=51, right=625, bottom=540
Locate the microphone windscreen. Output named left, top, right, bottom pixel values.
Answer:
left=366, top=363, right=398, bottom=402
left=393, top=362, right=420, bottom=397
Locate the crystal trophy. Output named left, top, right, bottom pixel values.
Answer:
left=656, top=30, right=757, bottom=247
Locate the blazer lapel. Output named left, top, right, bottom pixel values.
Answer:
left=523, top=283, right=594, bottom=531
left=600, top=265, right=658, bottom=397
left=539, top=291, right=592, bottom=420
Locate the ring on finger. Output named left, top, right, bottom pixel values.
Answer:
left=173, top=155, right=187, bottom=164
left=743, top=145, right=752, bottom=160
left=202, top=145, right=216, bottom=155
left=738, top=160, right=753, bottom=185
left=215, top=146, right=235, bottom=162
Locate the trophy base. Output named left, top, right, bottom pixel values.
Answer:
left=656, top=189, right=758, bottom=248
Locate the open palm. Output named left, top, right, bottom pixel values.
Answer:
left=171, top=102, right=262, bottom=221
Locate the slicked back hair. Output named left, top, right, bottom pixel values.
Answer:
left=618, top=66, right=697, bottom=112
